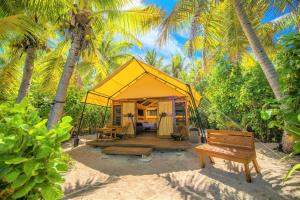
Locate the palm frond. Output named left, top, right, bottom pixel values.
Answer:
left=37, top=40, right=70, bottom=92
left=0, top=52, right=23, bottom=99
left=158, top=0, right=198, bottom=45
left=103, top=5, right=165, bottom=36
left=0, top=14, right=37, bottom=42
left=270, top=10, right=299, bottom=31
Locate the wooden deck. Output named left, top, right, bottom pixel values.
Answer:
left=102, top=147, right=152, bottom=156
left=86, top=136, right=192, bottom=151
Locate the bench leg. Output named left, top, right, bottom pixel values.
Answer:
left=252, top=158, right=261, bottom=174
left=244, top=163, right=251, bottom=183
left=199, top=154, right=205, bottom=168
left=208, top=156, right=215, bottom=164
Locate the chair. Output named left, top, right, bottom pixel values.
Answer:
left=115, top=123, right=130, bottom=139
left=171, top=125, right=187, bottom=141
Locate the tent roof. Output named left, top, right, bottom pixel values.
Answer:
left=83, top=57, right=201, bottom=107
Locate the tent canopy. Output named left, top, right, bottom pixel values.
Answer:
left=83, top=57, right=201, bottom=107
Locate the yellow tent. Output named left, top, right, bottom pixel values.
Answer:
left=83, top=57, right=201, bottom=107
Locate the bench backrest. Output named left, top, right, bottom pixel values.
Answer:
left=206, top=129, right=254, bottom=150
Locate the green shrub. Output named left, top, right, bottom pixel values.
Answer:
left=0, top=100, right=72, bottom=200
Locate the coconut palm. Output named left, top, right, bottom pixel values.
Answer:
left=164, top=54, right=185, bottom=78
left=160, top=0, right=295, bottom=151
left=232, top=0, right=282, bottom=100
left=159, top=0, right=222, bottom=72
left=98, top=34, right=134, bottom=72
left=144, top=49, right=164, bottom=68
left=37, top=32, right=134, bottom=93
left=0, top=1, right=45, bottom=102
left=44, top=0, right=164, bottom=129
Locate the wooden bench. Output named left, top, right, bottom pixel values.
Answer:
left=194, top=129, right=260, bottom=182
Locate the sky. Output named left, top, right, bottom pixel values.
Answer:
left=127, top=0, right=294, bottom=65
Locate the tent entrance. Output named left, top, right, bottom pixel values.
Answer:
left=111, top=96, right=189, bottom=138
left=135, top=99, right=159, bottom=137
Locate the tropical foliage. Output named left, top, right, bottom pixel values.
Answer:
left=0, top=100, right=72, bottom=199
left=0, top=0, right=300, bottom=197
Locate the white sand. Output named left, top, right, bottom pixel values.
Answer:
left=62, top=136, right=300, bottom=200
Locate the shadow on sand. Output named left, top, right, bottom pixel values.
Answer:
left=63, top=176, right=120, bottom=199
left=66, top=145, right=298, bottom=200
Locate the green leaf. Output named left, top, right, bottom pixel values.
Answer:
left=5, top=170, right=20, bottom=182
left=34, top=119, right=47, bottom=129
left=56, top=131, right=71, bottom=143
left=11, top=179, right=36, bottom=199
left=40, top=185, right=64, bottom=200
left=54, top=163, right=68, bottom=172
left=268, top=121, right=278, bottom=128
left=5, top=157, right=29, bottom=164
left=285, top=163, right=300, bottom=181
left=47, top=170, right=64, bottom=183
left=62, top=116, right=72, bottom=123
left=36, top=145, right=52, bottom=159
left=24, top=160, right=40, bottom=176
left=297, top=114, right=300, bottom=122
left=12, top=174, right=29, bottom=189
left=34, top=176, right=45, bottom=183
left=261, top=109, right=272, bottom=120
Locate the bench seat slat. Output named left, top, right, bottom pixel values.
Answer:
left=195, top=144, right=255, bottom=160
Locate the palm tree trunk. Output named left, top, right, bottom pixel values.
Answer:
left=233, top=0, right=282, bottom=100
left=233, top=0, right=294, bottom=153
left=16, top=47, right=35, bottom=103
left=47, top=31, right=83, bottom=129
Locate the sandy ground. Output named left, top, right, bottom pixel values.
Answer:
left=62, top=135, right=300, bottom=200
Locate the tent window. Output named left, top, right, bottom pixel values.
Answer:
left=147, top=109, right=157, bottom=116
left=175, top=102, right=186, bottom=126
left=113, top=105, right=121, bottom=126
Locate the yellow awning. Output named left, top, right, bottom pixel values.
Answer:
left=83, top=57, right=201, bottom=107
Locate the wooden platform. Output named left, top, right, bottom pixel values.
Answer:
left=86, top=137, right=192, bottom=151
left=102, top=146, right=152, bottom=156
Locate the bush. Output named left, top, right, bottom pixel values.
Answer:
left=0, top=100, right=72, bottom=200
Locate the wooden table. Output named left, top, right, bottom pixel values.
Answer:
left=96, top=127, right=117, bottom=140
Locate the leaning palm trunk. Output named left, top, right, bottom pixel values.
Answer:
left=47, top=30, right=83, bottom=129
left=233, top=0, right=282, bottom=100
left=16, top=47, right=35, bottom=103
left=233, top=0, right=293, bottom=153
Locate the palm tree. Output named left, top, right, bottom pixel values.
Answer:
left=46, top=0, right=164, bottom=129
left=232, top=0, right=282, bottom=100
left=160, top=0, right=294, bottom=152
left=37, top=32, right=134, bottom=93
left=159, top=0, right=222, bottom=72
left=98, top=34, right=134, bottom=72
left=144, top=49, right=164, bottom=68
left=0, top=1, right=44, bottom=102
left=165, top=54, right=184, bottom=78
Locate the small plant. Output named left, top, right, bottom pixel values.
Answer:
left=0, top=100, right=72, bottom=199
left=261, top=98, right=300, bottom=180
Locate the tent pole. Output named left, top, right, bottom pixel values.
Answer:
left=74, top=91, right=89, bottom=147
left=101, top=98, right=110, bottom=127
left=186, top=84, right=206, bottom=143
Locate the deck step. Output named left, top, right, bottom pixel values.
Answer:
left=102, top=146, right=152, bottom=156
